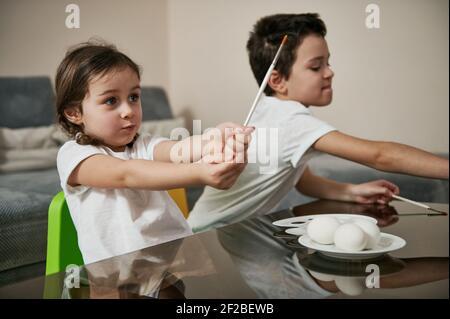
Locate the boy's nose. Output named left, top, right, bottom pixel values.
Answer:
left=325, top=66, right=334, bottom=79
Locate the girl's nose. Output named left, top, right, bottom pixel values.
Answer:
left=120, top=103, right=134, bottom=119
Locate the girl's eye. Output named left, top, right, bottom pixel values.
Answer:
left=310, top=66, right=321, bottom=72
left=129, top=94, right=140, bottom=103
left=105, top=97, right=117, bottom=105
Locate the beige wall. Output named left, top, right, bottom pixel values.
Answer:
left=1, top=0, right=448, bottom=153
left=0, top=0, right=169, bottom=87
left=168, top=0, right=449, bottom=153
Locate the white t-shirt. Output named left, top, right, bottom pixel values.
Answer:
left=57, top=133, right=193, bottom=264
left=188, top=96, right=336, bottom=232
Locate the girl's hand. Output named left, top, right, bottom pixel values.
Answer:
left=347, top=180, right=400, bottom=204
left=198, top=161, right=247, bottom=190
left=202, top=123, right=254, bottom=163
left=223, top=127, right=254, bottom=163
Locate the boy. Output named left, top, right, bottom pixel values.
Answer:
left=187, top=13, right=449, bottom=233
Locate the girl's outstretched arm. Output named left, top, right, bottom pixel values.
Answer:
left=67, top=154, right=246, bottom=190
left=153, top=123, right=254, bottom=163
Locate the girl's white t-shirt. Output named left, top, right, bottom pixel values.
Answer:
left=56, top=133, right=193, bottom=264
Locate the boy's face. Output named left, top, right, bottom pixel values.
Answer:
left=67, top=67, right=142, bottom=152
left=276, top=34, right=334, bottom=107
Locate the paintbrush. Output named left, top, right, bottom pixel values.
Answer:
left=392, top=194, right=448, bottom=215
left=244, top=35, right=288, bottom=126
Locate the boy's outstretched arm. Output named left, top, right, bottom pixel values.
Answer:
left=313, top=131, right=449, bottom=180
left=296, top=166, right=399, bottom=204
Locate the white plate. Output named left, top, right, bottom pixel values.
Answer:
left=285, top=227, right=307, bottom=236
left=272, top=214, right=377, bottom=228
left=298, top=233, right=406, bottom=260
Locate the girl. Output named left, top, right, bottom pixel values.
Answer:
left=55, top=41, right=253, bottom=264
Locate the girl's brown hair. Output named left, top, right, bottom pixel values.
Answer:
left=55, top=40, right=141, bottom=145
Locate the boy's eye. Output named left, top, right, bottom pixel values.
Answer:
left=129, top=94, right=140, bottom=103
left=310, top=62, right=331, bottom=72
left=104, top=97, right=117, bottom=105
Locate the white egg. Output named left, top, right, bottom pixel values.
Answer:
left=307, top=216, right=341, bottom=244
left=354, top=219, right=381, bottom=249
left=334, top=223, right=368, bottom=252
left=334, top=276, right=366, bottom=296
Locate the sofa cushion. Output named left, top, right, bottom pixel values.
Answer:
left=139, top=117, right=186, bottom=137
left=0, top=79, right=172, bottom=128
left=0, top=188, right=51, bottom=271
left=0, top=168, right=61, bottom=196
left=0, top=77, right=55, bottom=128
left=141, top=87, right=174, bottom=120
left=0, top=169, right=61, bottom=272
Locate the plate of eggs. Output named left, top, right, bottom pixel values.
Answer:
left=296, top=215, right=406, bottom=259
left=272, top=214, right=377, bottom=228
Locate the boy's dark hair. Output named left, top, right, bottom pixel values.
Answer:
left=246, top=13, right=327, bottom=95
left=55, top=39, right=141, bottom=146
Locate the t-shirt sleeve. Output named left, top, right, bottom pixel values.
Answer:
left=280, top=111, right=336, bottom=167
left=139, top=133, right=170, bottom=160
left=56, top=141, right=104, bottom=195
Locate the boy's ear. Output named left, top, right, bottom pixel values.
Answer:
left=267, top=70, right=287, bottom=95
left=64, top=106, right=83, bottom=125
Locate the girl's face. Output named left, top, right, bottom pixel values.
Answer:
left=276, top=34, right=334, bottom=107
left=70, top=66, right=142, bottom=152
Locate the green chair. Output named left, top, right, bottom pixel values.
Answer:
left=44, top=191, right=84, bottom=298
left=45, top=191, right=84, bottom=276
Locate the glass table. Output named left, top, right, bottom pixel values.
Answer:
left=0, top=200, right=448, bottom=299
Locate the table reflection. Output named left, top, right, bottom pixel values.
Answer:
left=60, top=236, right=215, bottom=299
left=290, top=199, right=400, bottom=227
left=51, top=200, right=448, bottom=299
left=217, top=201, right=448, bottom=297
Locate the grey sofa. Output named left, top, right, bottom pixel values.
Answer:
left=0, top=76, right=448, bottom=287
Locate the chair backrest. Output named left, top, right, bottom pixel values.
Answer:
left=45, top=188, right=190, bottom=275
left=167, top=188, right=189, bottom=218
left=45, top=191, right=83, bottom=276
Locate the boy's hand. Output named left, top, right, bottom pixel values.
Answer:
left=198, top=161, right=247, bottom=190
left=347, top=180, right=400, bottom=205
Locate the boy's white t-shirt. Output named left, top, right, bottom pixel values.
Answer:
left=57, top=133, right=193, bottom=264
left=188, top=96, right=337, bottom=232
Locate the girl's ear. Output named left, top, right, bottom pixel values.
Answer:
left=267, top=70, right=288, bottom=95
left=64, top=106, right=83, bottom=125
